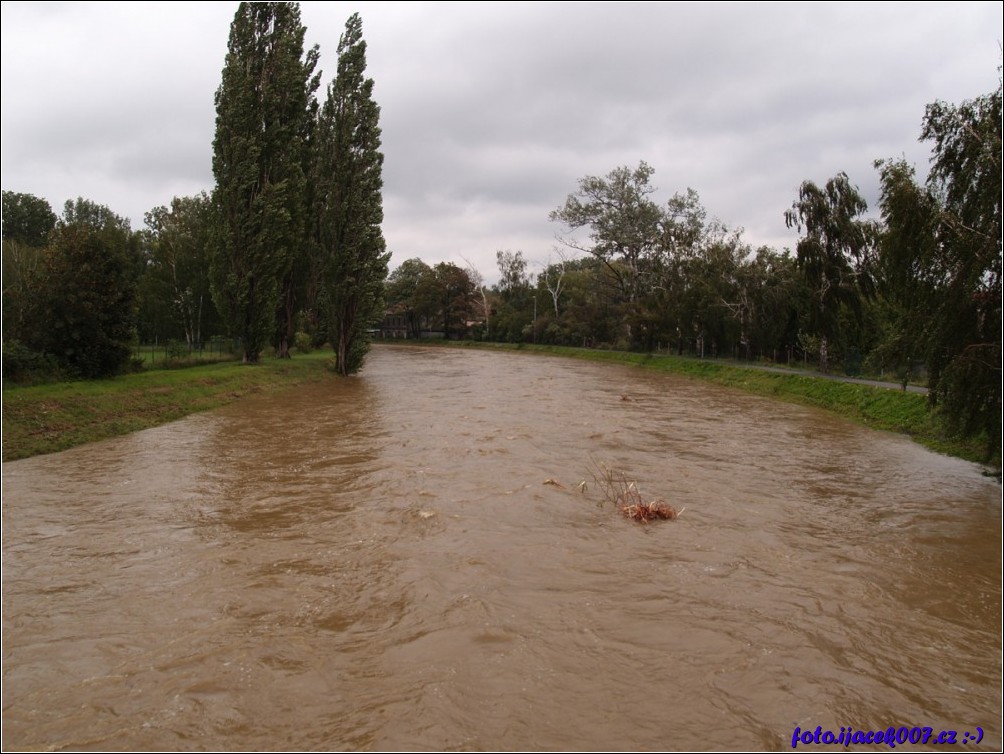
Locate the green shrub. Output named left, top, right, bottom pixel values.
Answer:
left=165, top=339, right=188, bottom=360
left=2, top=340, right=60, bottom=383
left=294, top=331, right=312, bottom=354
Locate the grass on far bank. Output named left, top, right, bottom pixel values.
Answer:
left=2, top=350, right=336, bottom=462
left=380, top=339, right=998, bottom=470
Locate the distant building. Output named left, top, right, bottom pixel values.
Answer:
left=378, top=312, right=408, bottom=339
left=377, top=311, right=446, bottom=339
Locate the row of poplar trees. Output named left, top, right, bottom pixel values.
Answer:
left=213, top=2, right=387, bottom=374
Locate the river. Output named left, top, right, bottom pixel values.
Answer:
left=3, top=345, right=1000, bottom=750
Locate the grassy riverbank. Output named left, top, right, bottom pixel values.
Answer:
left=382, top=340, right=998, bottom=469
left=2, top=351, right=335, bottom=461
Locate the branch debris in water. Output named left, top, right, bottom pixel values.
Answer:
left=589, top=460, right=683, bottom=524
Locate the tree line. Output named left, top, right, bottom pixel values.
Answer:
left=382, top=77, right=1000, bottom=457
left=3, top=2, right=386, bottom=379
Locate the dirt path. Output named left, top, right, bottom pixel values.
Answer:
left=748, top=364, right=928, bottom=394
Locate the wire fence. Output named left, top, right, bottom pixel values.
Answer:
left=136, top=337, right=241, bottom=364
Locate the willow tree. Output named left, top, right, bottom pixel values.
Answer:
left=211, top=1, right=319, bottom=363
left=784, top=172, right=874, bottom=373
left=876, top=77, right=1001, bottom=456
left=314, top=13, right=388, bottom=375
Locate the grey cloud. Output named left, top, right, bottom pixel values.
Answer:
left=2, top=1, right=1000, bottom=283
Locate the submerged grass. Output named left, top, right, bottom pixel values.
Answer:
left=383, top=340, right=996, bottom=469
left=2, top=351, right=335, bottom=461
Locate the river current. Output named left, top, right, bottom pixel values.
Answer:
left=3, top=345, right=1000, bottom=750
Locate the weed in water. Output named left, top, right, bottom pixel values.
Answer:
left=588, top=459, right=683, bottom=524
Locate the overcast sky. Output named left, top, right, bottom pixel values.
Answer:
left=2, top=1, right=1000, bottom=283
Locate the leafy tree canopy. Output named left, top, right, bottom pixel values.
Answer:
left=784, top=172, right=875, bottom=372
left=876, top=75, right=1001, bottom=456
left=31, top=199, right=140, bottom=378
left=2, top=191, right=57, bottom=247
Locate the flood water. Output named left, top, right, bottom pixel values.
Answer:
left=3, top=345, right=1000, bottom=751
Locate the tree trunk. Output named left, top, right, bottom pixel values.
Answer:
left=195, top=294, right=203, bottom=355
left=336, top=326, right=350, bottom=376
left=277, top=280, right=294, bottom=358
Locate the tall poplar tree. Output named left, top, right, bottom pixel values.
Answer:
left=211, top=2, right=319, bottom=363
left=314, top=13, right=388, bottom=375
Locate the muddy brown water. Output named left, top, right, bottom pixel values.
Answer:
left=3, top=346, right=1000, bottom=751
